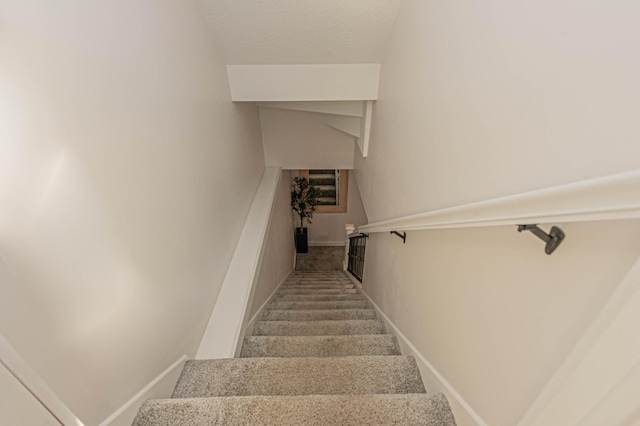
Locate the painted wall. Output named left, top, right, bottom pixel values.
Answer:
left=355, top=0, right=640, bottom=222
left=354, top=1, right=640, bottom=425
left=0, top=1, right=264, bottom=424
left=248, top=170, right=296, bottom=319
left=308, top=171, right=368, bottom=245
left=260, top=107, right=356, bottom=170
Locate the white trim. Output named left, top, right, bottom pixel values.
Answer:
left=360, top=169, right=640, bottom=233
left=323, top=115, right=361, bottom=138
left=256, top=101, right=364, bottom=117
left=357, top=100, right=372, bottom=157
left=519, top=254, right=640, bottom=426
left=0, top=334, right=84, bottom=426
left=99, top=355, right=188, bottom=426
left=346, top=273, right=488, bottom=426
left=308, top=241, right=345, bottom=247
left=227, top=64, right=379, bottom=102
left=196, top=167, right=282, bottom=359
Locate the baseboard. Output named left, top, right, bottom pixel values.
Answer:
left=99, top=355, right=188, bottom=426
left=346, top=274, right=487, bottom=426
left=0, top=334, right=84, bottom=426
left=239, top=271, right=292, bottom=343
left=308, top=241, right=345, bottom=247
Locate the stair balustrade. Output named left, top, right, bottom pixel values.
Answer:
left=347, top=233, right=368, bottom=282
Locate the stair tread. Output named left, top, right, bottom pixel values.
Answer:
left=240, top=334, right=401, bottom=357
left=283, top=284, right=355, bottom=290
left=133, top=393, right=456, bottom=426
left=277, top=288, right=358, bottom=295
left=262, top=309, right=376, bottom=321
left=275, top=293, right=364, bottom=301
left=172, top=356, right=426, bottom=398
left=268, top=300, right=368, bottom=310
left=252, top=319, right=386, bottom=336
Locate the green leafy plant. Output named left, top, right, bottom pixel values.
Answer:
left=291, top=176, right=321, bottom=228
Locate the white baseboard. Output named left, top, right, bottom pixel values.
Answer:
left=346, top=274, right=487, bottom=426
left=99, top=355, right=188, bottom=426
left=238, top=271, right=292, bottom=344
left=0, top=334, right=85, bottom=426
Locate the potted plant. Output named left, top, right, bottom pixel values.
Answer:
left=291, top=176, right=321, bottom=253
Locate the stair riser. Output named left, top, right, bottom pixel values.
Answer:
left=268, top=301, right=368, bottom=310
left=252, top=320, right=387, bottom=336
left=240, top=335, right=401, bottom=357
left=283, top=285, right=355, bottom=290
left=274, top=294, right=364, bottom=302
left=261, top=309, right=376, bottom=321
left=277, top=288, right=358, bottom=295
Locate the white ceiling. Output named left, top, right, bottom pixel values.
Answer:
left=198, top=0, right=402, bottom=64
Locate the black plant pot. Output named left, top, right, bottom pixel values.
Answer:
left=295, top=227, right=308, bottom=253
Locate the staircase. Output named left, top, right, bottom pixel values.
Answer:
left=309, top=169, right=338, bottom=205
left=132, top=271, right=456, bottom=425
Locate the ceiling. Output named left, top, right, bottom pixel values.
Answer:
left=197, top=0, right=402, bottom=65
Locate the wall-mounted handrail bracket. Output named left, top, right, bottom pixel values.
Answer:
left=390, top=231, right=406, bottom=244
left=518, top=224, right=565, bottom=255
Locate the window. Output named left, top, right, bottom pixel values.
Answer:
left=299, top=169, right=349, bottom=213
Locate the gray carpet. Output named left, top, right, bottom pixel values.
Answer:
left=132, top=270, right=456, bottom=425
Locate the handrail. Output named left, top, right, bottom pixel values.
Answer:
left=359, top=169, right=640, bottom=234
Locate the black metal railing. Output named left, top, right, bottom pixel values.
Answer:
left=347, top=233, right=368, bottom=282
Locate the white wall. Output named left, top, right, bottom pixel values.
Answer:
left=0, top=1, right=264, bottom=424
left=361, top=222, right=640, bottom=426
left=354, top=1, right=640, bottom=425
left=308, top=171, right=368, bottom=245
left=355, top=0, right=640, bottom=222
left=248, top=170, right=296, bottom=318
left=260, top=107, right=356, bottom=169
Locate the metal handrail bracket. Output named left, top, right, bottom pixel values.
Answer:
left=518, top=224, right=565, bottom=254
left=390, top=231, right=406, bottom=244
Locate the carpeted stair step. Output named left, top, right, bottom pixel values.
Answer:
left=261, top=309, right=376, bottom=321
left=286, top=275, right=351, bottom=280
left=172, top=356, right=426, bottom=398
left=274, top=293, right=364, bottom=302
left=133, top=393, right=456, bottom=426
left=251, top=319, right=386, bottom=336
left=268, top=300, right=368, bottom=310
left=277, top=288, right=358, bottom=295
left=283, top=283, right=355, bottom=290
left=240, top=334, right=401, bottom=357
